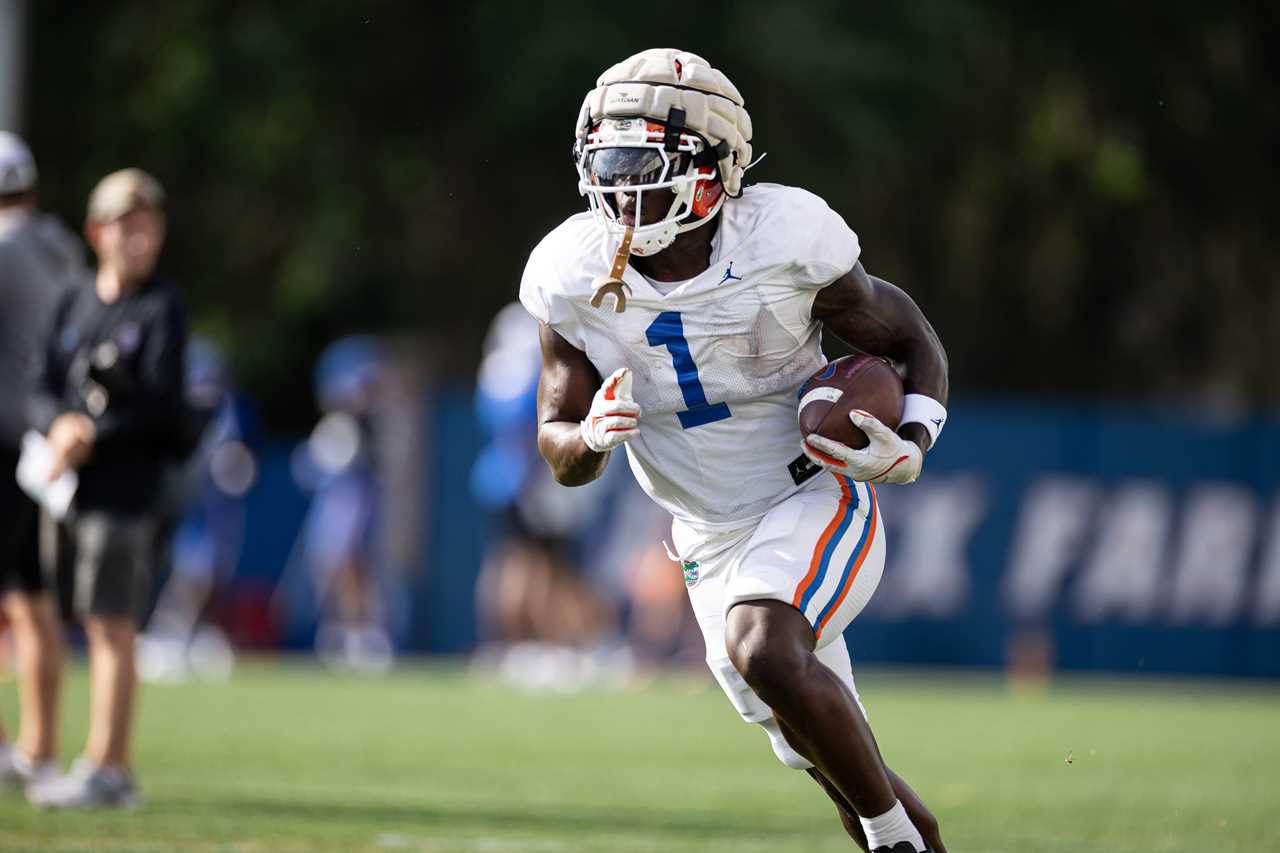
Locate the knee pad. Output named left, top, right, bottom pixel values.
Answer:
left=707, top=655, right=772, bottom=723
left=814, top=637, right=869, bottom=721
left=707, top=657, right=811, bottom=769
left=759, top=717, right=814, bottom=770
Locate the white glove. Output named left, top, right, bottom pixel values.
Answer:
left=580, top=367, right=641, bottom=452
left=801, top=409, right=923, bottom=484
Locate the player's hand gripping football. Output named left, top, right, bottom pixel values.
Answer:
left=802, top=409, right=923, bottom=484
left=580, top=367, right=642, bottom=453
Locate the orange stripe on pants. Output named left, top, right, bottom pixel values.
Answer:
left=815, top=483, right=878, bottom=639
left=791, top=475, right=853, bottom=609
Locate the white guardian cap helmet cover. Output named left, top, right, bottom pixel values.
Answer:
left=574, top=49, right=754, bottom=257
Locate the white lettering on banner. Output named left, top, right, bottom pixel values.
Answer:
left=1254, top=500, right=1280, bottom=626
left=878, top=473, right=1275, bottom=627
left=1003, top=478, right=1098, bottom=620
left=1073, top=483, right=1171, bottom=623
left=877, top=476, right=986, bottom=619
left=1167, top=485, right=1257, bottom=625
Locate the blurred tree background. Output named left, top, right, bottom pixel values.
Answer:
left=21, top=0, right=1278, bottom=431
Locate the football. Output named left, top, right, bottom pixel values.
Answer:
left=797, top=354, right=904, bottom=449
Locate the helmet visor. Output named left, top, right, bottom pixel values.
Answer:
left=584, top=147, right=670, bottom=188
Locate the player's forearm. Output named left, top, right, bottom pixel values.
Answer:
left=863, top=274, right=948, bottom=405
left=816, top=268, right=948, bottom=397
left=887, top=310, right=948, bottom=454
left=537, top=421, right=610, bottom=486
left=896, top=330, right=948, bottom=404
left=814, top=267, right=949, bottom=454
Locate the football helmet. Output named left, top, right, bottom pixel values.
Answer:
left=573, top=49, right=753, bottom=257
left=576, top=117, right=724, bottom=256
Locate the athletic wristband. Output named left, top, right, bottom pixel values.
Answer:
left=899, top=394, right=947, bottom=446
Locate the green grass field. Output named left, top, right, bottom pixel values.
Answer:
left=1, top=662, right=1277, bottom=852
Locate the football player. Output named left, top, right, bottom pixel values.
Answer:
left=521, top=49, right=949, bottom=853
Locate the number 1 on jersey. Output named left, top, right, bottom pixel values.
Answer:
left=645, top=311, right=732, bottom=429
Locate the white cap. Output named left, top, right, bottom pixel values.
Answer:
left=0, top=131, right=37, bottom=195
left=86, top=168, right=165, bottom=223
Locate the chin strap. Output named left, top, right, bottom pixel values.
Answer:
left=590, top=226, right=635, bottom=313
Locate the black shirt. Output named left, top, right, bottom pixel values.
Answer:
left=27, top=275, right=195, bottom=515
left=0, top=212, right=83, bottom=451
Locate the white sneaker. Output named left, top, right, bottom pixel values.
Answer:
left=27, top=758, right=139, bottom=809
left=0, top=744, right=59, bottom=790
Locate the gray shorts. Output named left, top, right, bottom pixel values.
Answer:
left=41, top=511, right=157, bottom=626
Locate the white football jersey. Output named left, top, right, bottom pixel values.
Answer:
left=520, top=183, right=860, bottom=531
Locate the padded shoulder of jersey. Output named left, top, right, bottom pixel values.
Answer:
left=725, top=183, right=832, bottom=233
left=716, top=183, right=860, bottom=285
left=518, top=211, right=609, bottom=333
left=522, top=212, right=607, bottom=300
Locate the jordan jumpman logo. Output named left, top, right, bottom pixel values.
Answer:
left=718, top=262, right=743, bottom=285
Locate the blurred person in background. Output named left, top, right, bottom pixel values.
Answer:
left=470, top=303, right=627, bottom=689
left=608, top=490, right=705, bottom=673
left=138, top=335, right=256, bottom=683
left=281, top=336, right=396, bottom=672
left=24, top=168, right=195, bottom=809
left=0, top=131, right=81, bottom=794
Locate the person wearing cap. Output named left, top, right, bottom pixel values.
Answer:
left=0, top=130, right=81, bottom=796
left=25, top=167, right=197, bottom=809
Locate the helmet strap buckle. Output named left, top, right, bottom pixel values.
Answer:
left=663, top=107, right=687, bottom=153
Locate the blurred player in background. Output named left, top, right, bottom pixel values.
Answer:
left=282, top=336, right=396, bottom=672
left=607, top=483, right=704, bottom=672
left=26, top=168, right=195, bottom=808
left=471, top=302, right=629, bottom=689
left=0, top=131, right=81, bottom=794
left=523, top=50, right=949, bottom=852
left=138, top=335, right=256, bottom=683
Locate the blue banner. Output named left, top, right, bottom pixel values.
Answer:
left=237, top=391, right=1280, bottom=677
left=859, top=398, right=1280, bottom=677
